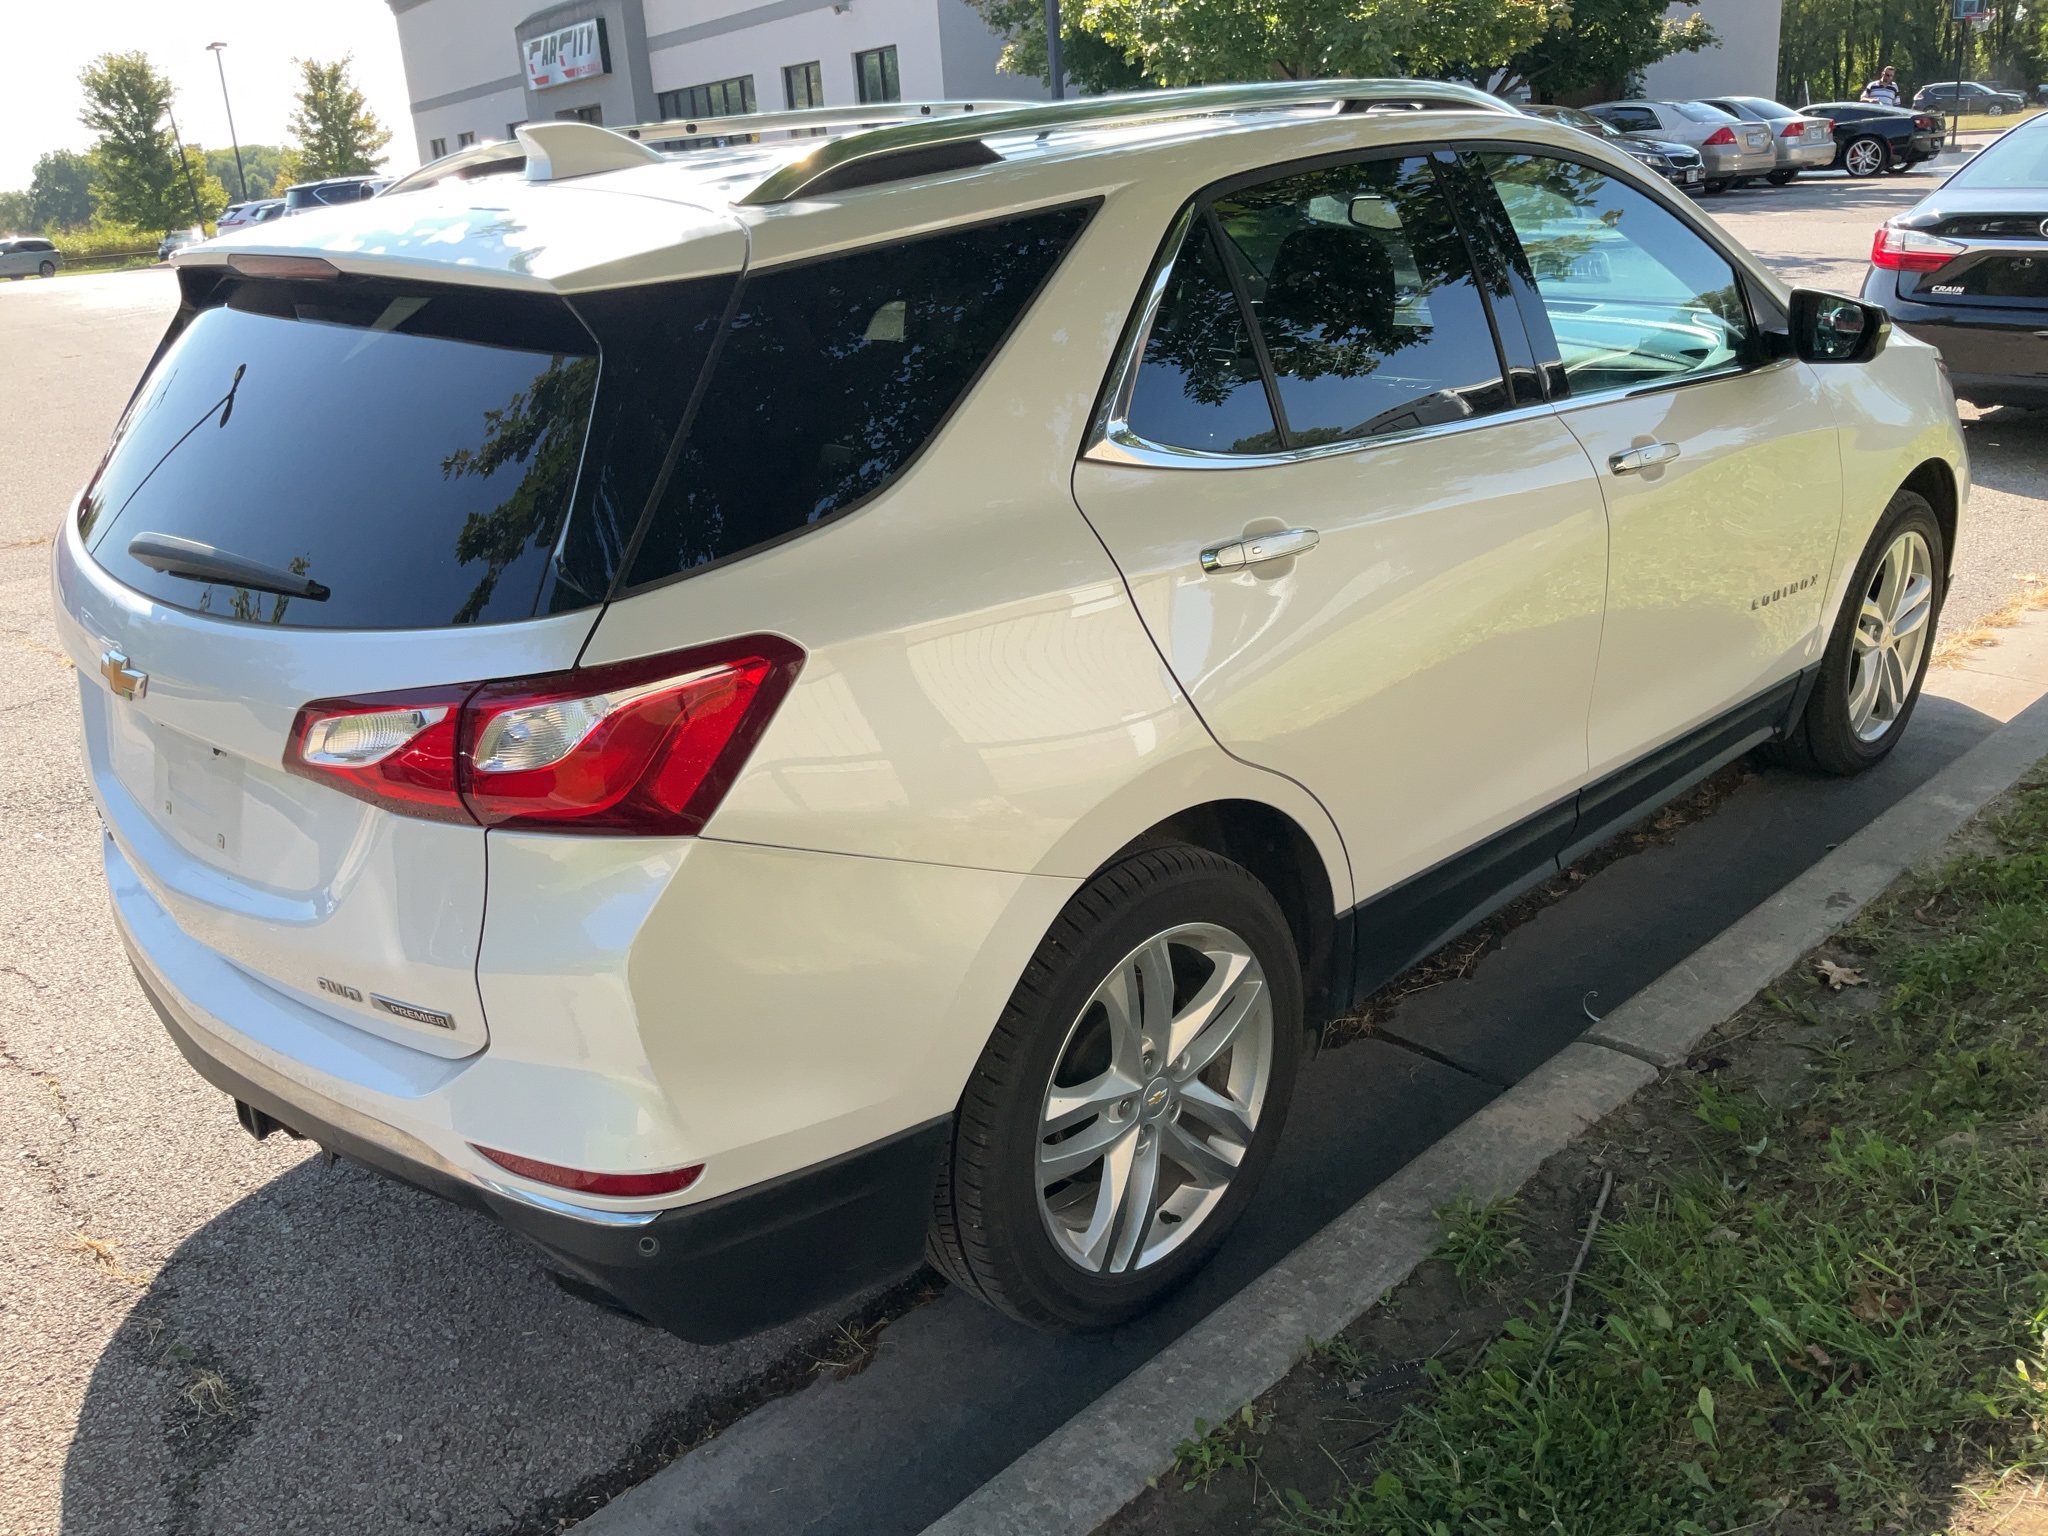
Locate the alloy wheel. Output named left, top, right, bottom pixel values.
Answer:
left=1035, top=922, right=1272, bottom=1275
left=1848, top=529, right=1934, bottom=742
left=1845, top=138, right=1887, bottom=176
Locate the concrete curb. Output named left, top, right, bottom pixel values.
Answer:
left=920, top=691, right=2048, bottom=1536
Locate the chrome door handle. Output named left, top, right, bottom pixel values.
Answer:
left=1608, top=442, right=1681, bottom=475
left=1200, top=527, right=1320, bottom=573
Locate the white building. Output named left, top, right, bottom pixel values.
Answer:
left=1640, top=0, right=1784, bottom=101
left=386, top=0, right=1045, bottom=163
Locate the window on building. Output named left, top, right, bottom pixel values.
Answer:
left=554, top=103, right=603, bottom=124
left=657, top=76, right=757, bottom=122
left=784, top=61, right=825, bottom=110
left=506, top=120, right=527, bottom=138
left=428, top=137, right=448, bottom=160
left=854, top=46, right=900, bottom=105
left=456, top=130, right=477, bottom=149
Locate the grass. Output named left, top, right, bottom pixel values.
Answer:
left=1933, top=573, right=2048, bottom=670
left=1432, top=1195, right=1527, bottom=1292
left=1172, top=1404, right=1273, bottom=1491
left=1296, top=779, right=2048, bottom=1535
left=1949, top=106, right=2048, bottom=133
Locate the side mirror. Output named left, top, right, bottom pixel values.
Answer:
left=1788, top=289, right=1889, bottom=363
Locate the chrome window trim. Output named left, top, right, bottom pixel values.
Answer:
left=1086, top=397, right=1562, bottom=470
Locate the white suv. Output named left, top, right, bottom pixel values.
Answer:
left=54, top=82, right=1965, bottom=1342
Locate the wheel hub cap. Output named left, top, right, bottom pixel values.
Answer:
left=1035, top=922, right=1273, bottom=1275
left=1847, top=528, right=1934, bottom=744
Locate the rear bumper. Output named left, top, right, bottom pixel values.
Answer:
left=1781, top=140, right=1837, bottom=170
left=128, top=922, right=948, bottom=1343
left=1863, top=277, right=2048, bottom=405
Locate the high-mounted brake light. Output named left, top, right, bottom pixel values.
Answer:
left=473, top=1144, right=703, bottom=1198
left=283, top=636, right=804, bottom=835
left=1871, top=224, right=1965, bottom=273
left=1703, top=126, right=1738, bottom=146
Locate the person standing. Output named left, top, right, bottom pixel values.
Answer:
left=1862, top=65, right=1904, bottom=106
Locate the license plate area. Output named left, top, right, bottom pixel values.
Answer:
left=109, top=708, right=245, bottom=863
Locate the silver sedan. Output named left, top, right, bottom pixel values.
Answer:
left=1700, top=96, right=1839, bottom=183
left=1586, top=99, right=1779, bottom=190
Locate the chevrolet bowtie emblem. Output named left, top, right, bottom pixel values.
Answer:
left=99, top=650, right=147, bottom=701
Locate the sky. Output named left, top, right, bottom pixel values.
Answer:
left=0, top=0, right=418, bottom=193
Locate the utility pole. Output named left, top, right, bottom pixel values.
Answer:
left=165, top=102, right=207, bottom=230
left=1045, top=0, right=1065, bottom=100
left=207, top=42, right=248, bottom=201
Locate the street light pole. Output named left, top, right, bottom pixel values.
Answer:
left=1045, top=0, right=1064, bottom=100
left=206, top=42, right=248, bottom=202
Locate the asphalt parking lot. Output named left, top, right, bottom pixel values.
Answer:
left=8, top=158, right=2048, bottom=1536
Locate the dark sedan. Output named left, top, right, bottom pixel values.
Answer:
left=1520, top=103, right=1708, bottom=191
left=1804, top=101, right=1944, bottom=176
left=1863, top=111, right=2048, bottom=405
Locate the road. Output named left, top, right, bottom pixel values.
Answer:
left=3, top=161, right=2046, bottom=1536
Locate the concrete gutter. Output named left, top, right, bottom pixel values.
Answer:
left=922, top=651, right=2048, bottom=1536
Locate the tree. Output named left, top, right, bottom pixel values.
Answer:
left=286, top=57, right=391, bottom=181
left=78, top=51, right=192, bottom=230
left=1497, top=0, right=1715, bottom=101
left=966, top=0, right=1160, bottom=91
left=1067, top=0, right=1561, bottom=87
left=204, top=144, right=289, bottom=202
left=0, top=191, right=32, bottom=234
left=28, top=150, right=96, bottom=229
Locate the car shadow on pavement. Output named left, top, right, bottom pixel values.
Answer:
left=54, top=1146, right=867, bottom=1536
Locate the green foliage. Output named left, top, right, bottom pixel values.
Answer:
left=53, top=221, right=161, bottom=259
left=1499, top=0, right=1716, bottom=101
left=966, top=0, right=1159, bottom=90
left=1300, top=781, right=2048, bottom=1534
left=285, top=57, right=391, bottom=181
left=29, top=150, right=96, bottom=229
left=0, top=191, right=31, bottom=234
left=1171, top=1403, right=1269, bottom=1489
left=79, top=51, right=191, bottom=231
left=204, top=144, right=290, bottom=204
left=1778, top=0, right=2048, bottom=104
left=1432, top=1193, right=1525, bottom=1288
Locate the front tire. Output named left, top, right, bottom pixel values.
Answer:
left=37, top=260, right=55, bottom=278
left=1770, top=491, right=1944, bottom=775
left=1704, top=178, right=1729, bottom=194
left=928, top=845, right=1303, bottom=1331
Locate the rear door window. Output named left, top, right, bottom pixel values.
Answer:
left=622, top=204, right=1092, bottom=588
left=82, top=275, right=603, bottom=628
left=1212, top=155, right=1509, bottom=442
left=1124, top=217, right=1281, bottom=453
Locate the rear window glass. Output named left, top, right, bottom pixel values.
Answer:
left=1674, top=102, right=1736, bottom=122
left=1948, top=125, right=2048, bottom=187
left=623, top=204, right=1091, bottom=588
left=81, top=275, right=602, bottom=628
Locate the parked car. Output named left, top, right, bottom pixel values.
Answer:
left=217, top=200, right=284, bottom=230
left=0, top=236, right=61, bottom=278
left=1801, top=101, right=1943, bottom=176
left=156, top=228, right=204, bottom=262
left=1521, top=103, right=1708, bottom=191
left=281, top=176, right=388, bottom=215
left=1697, top=96, right=1837, bottom=183
left=1913, top=80, right=2028, bottom=116
left=1584, top=100, right=1777, bottom=191
left=60, top=87, right=1964, bottom=1343
left=1864, top=107, right=2048, bottom=405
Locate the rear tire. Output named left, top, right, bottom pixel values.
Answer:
left=927, top=845, right=1303, bottom=1331
left=1844, top=135, right=1890, bottom=177
left=1767, top=169, right=1797, bottom=185
left=37, top=260, right=54, bottom=278
left=1704, top=178, right=1729, bottom=194
left=1768, top=491, right=1944, bottom=776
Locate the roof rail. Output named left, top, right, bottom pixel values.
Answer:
left=615, top=99, right=1028, bottom=143
left=740, top=79, right=1517, bottom=205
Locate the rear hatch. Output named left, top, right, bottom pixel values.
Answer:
left=1902, top=214, right=2048, bottom=307
left=57, top=264, right=617, bottom=1058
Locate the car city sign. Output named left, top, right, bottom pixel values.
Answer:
left=524, top=19, right=610, bottom=90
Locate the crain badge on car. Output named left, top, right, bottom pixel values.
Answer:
left=99, top=650, right=146, bottom=700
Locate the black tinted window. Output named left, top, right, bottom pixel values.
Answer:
left=1213, top=157, right=1506, bottom=443
left=624, top=204, right=1090, bottom=587
left=83, top=276, right=601, bottom=628
left=1125, top=218, right=1280, bottom=453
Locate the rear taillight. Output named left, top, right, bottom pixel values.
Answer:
left=1915, top=115, right=1938, bottom=131
left=285, top=687, right=474, bottom=822
left=473, top=1144, right=703, bottom=1197
left=1870, top=224, right=1966, bottom=272
left=284, top=635, right=803, bottom=835
left=1703, top=126, right=1738, bottom=146
left=1781, top=119, right=1808, bottom=137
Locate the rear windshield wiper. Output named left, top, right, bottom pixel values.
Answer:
left=126, top=533, right=331, bottom=601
